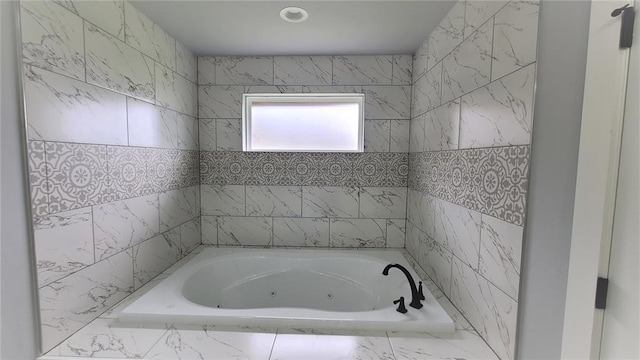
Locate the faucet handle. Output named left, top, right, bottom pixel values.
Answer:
left=393, top=297, right=408, bottom=314
left=418, top=281, right=426, bottom=301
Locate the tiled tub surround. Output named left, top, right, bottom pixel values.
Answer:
left=198, top=55, right=412, bottom=248
left=20, top=0, right=199, bottom=352
left=40, top=247, right=500, bottom=360
left=406, top=1, right=538, bottom=359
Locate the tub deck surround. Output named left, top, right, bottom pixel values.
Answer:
left=407, top=1, right=539, bottom=359
left=119, top=248, right=455, bottom=333
left=39, top=247, right=499, bottom=360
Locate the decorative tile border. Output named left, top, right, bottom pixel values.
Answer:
left=27, top=141, right=50, bottom=216
left=40, top=141, right=199, bottom=214
left=200, top=152, right=409, bottom=187
left=409, top=146, right=529, bottom=225
left=46, top=142, right=110, bottom=213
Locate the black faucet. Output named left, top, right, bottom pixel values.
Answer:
left=382, top=264, right=423, bottom=309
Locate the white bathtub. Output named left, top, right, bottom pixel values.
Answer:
left=119, top=248, right=455, bottom=333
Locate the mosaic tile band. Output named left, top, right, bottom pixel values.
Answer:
left=28, top=141, right=199, bottom=215
left=200, top=151, right=409, bottom=187
left=409, top=146, right=530, bottom=226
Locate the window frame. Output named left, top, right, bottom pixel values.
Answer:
left=242, top=93, right=365, bottom=152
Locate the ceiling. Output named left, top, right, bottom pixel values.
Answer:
left=130, top=1, right=457, bottom=56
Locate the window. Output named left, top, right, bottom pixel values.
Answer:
left=242, top=93, right=365, bottom=152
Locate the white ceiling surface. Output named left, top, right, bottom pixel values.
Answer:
left=130, top=1, right=457, bottom=56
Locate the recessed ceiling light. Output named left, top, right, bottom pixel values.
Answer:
left=280, top=7, right=308, bottom=23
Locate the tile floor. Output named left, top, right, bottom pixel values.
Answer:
left=39, top=247, right=499, bottom=360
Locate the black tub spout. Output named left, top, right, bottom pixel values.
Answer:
left=382, top=263, right=423, bottom=309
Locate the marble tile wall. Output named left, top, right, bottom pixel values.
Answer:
left=198, top=55, right=412, bottom=249
left=405, top=1, right=538, bottom=359
left=19, top=0, right=199, bottom=352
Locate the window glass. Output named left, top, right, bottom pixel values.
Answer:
left=243, top=94, right=364, bottom=152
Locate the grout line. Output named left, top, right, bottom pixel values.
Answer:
left=82, top=20, right=87, bottom=82
left=387, top=120, right=392, bottom=152
left=213, top=56, right=217, bottom=85
left=125, top=97, right=130, bottom=146
left=41, top=141, right=51, bottom=216
left=331, top=55, right=335, bottom=86
left=385, top=331, right=399, bottom=360
left=91, top=206, right=97, bottom=264
left=439, top=60, right=444, bottom=107
left=300, top=186, right=304, bottom=218
left=267, top=329, right=279, bottom=360
left=141, top=327, right=171, bottom=359
left=358, top=187, right=362, bottom=219
left=122, top=0, right=127, bottom=41
left=490, top=15, right=496, bottom=82
left=391, top=55, right=395, bottom=86
left=328, top=217, right=332, bottom=247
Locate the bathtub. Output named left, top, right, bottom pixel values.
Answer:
left=119, top=247, right=455, bottom=333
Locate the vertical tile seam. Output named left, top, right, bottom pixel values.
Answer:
left=42, top=140, right=51, bottom=215
left=91, top=205, right=97, bottom=264
left=385, top=331, right=398, bottom=360
left=489, top=12, right=496, bottom=82
left=387, top=120, right=392, bottom=153
left=476, top=214, right=484, bottom=271
left=140, top=326, right=171, bottom=359
left=391, top=55, right=395, bottom=86
left=82, top=19, right=87, bottom=82
left=156, top=192, right=161, bottom=238
left=357, top=186, right=362, bottom=219
left=125, top=97, right=130, bottom=147
left=299, top=185, right=303, bottom=220
left=267, top=328, right=279, bottom=360
left=270, top=216, right=274, bottom=246
left=328, top=217, right=332, bottom=247
left=331, top=55, right=335, bottom=86
left=122, top=0, right=127, bottom=42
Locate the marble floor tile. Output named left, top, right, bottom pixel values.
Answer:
left=48, top=318, right=167, bottom=358
left=389, top=330, right=498, bottom=360
left=271, top=329, right=394, bottom=360
left=145, top=325, right=276, bottom=360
